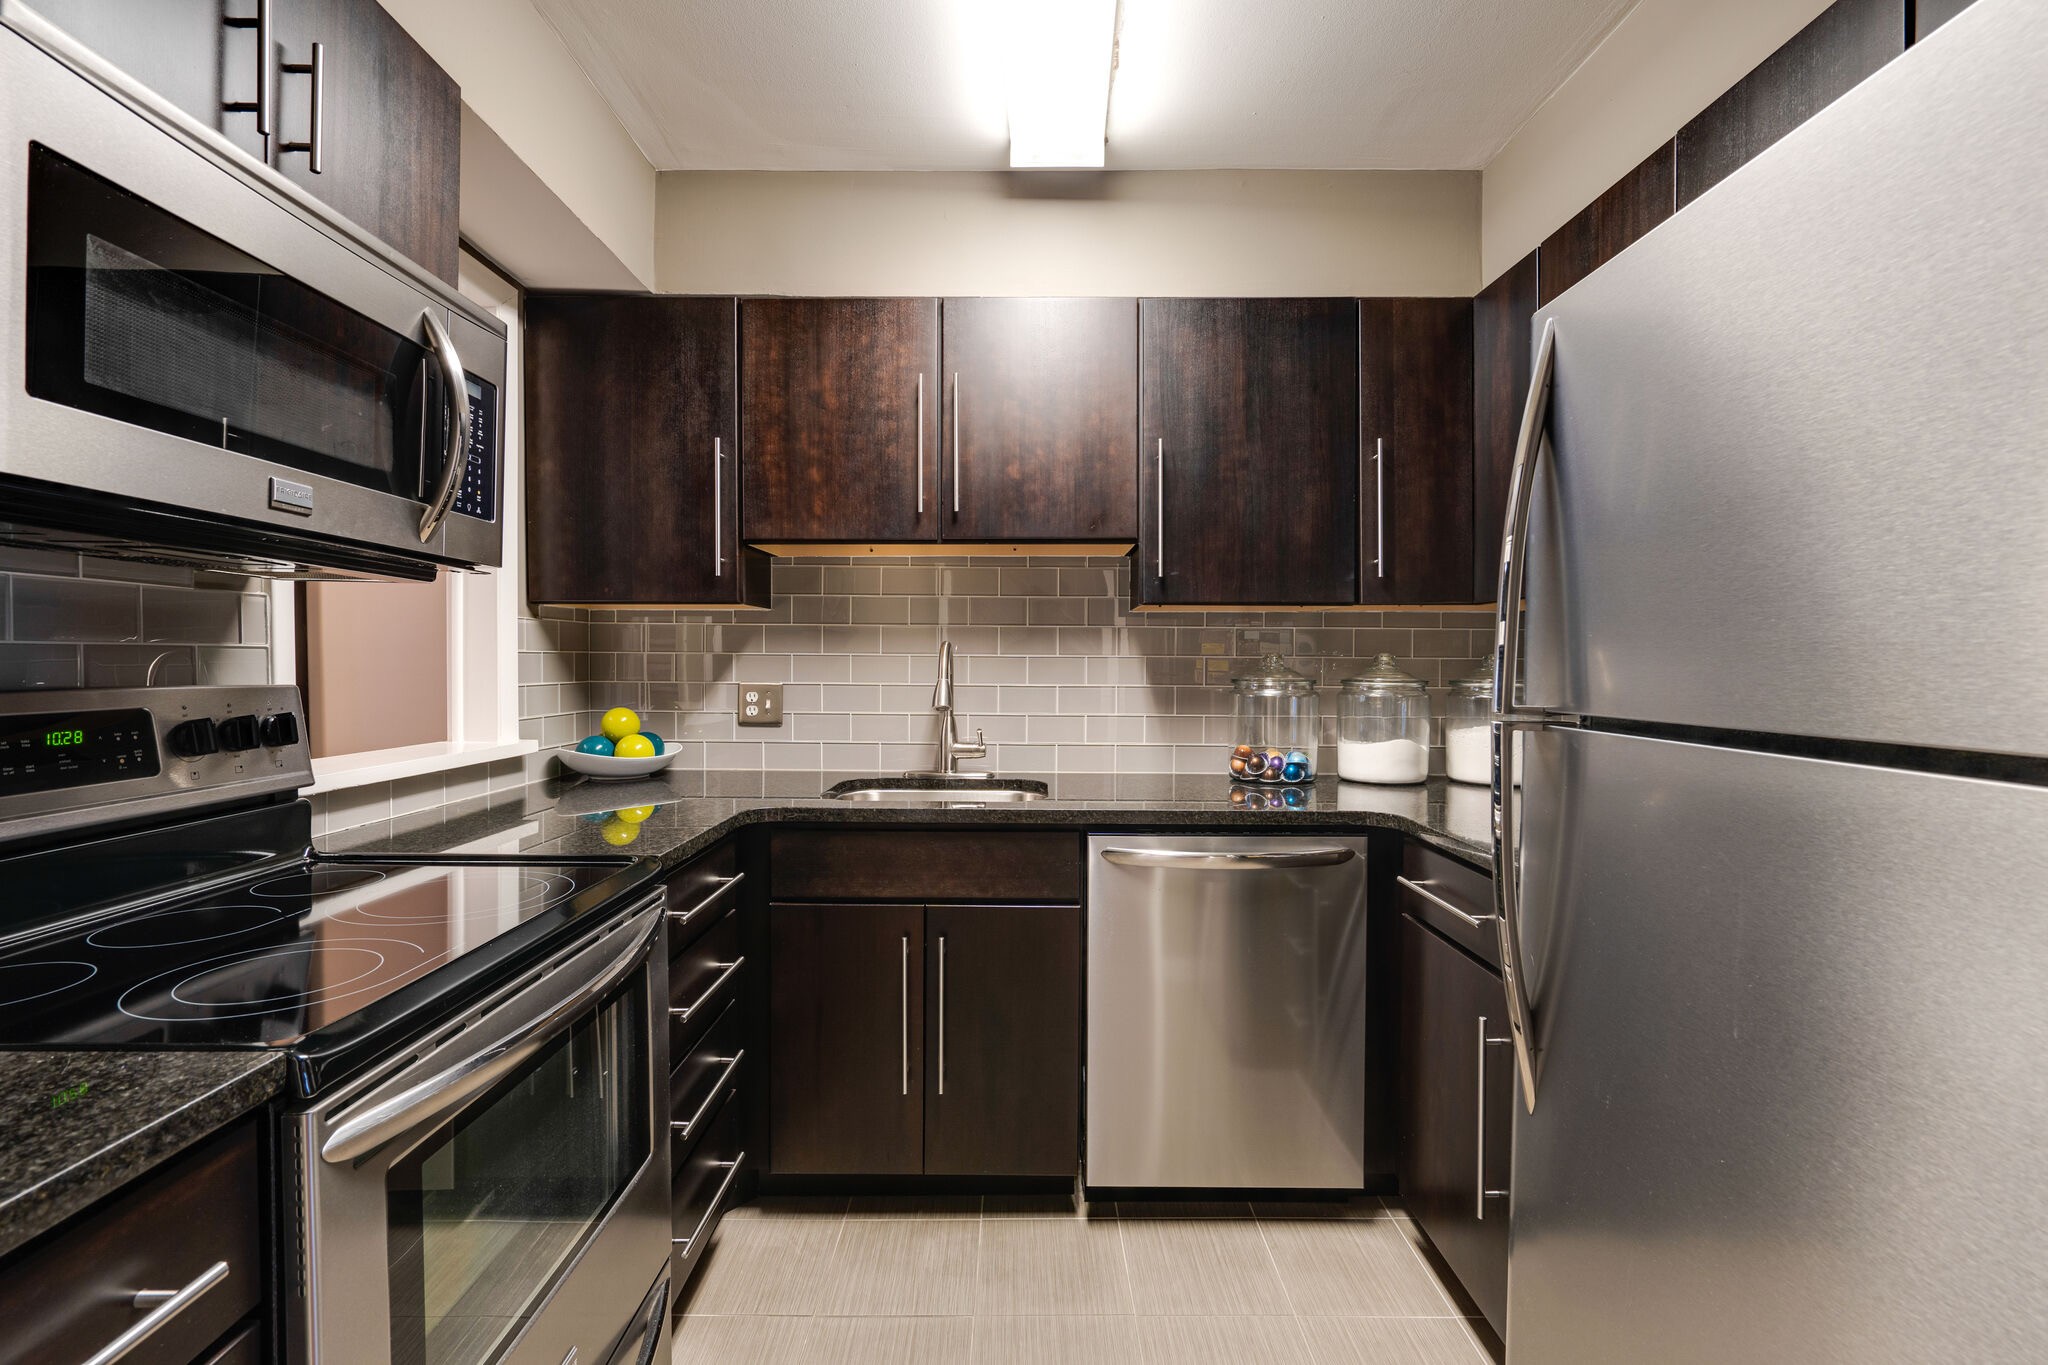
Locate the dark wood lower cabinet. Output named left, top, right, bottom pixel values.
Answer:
left=1398, top=913, right=1511, bottom=1334
left=768, top=902, right=925, bottom=1175
left=924, top=904, right=1081, bottom=1177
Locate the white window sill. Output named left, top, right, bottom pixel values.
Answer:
left=306, top=739, right=539, bottom=796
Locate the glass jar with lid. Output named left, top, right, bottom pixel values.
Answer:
left=1444, top=662, right=1493, bottom=785
left=1229, top=654, right=1319, bottom=783
left=1337, top=654, right=1431, bottom=784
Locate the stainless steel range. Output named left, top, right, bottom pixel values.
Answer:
left=0, top=686, right=673, bottom=1365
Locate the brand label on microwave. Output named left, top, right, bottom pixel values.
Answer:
left=268, top=477, right=315, bottom=516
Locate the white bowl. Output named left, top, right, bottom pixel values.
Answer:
left=557, top=748, right=678, bottom=781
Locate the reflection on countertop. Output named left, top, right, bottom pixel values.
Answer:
left=320, top=769, right=1495, bottom=873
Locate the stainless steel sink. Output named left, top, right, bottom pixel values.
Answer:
left=830, top=786, right=1046, bottom=804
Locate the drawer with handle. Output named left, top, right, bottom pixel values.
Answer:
left=669, top=907, right=743, bottom=1063
left=670, top=998, right=744, bottom=1170
left=1397, top=842, right=1498, bottom=969
left=667, top=844, right=743, bottom=956
left=0, top=1120, right=261, bottom=1365
left=671, top=1084, right=745, bottom=1284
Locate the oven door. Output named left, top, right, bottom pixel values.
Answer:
left=291, top=900, right=670, bottom=1365
left=0, top=11, right=504, bottom=574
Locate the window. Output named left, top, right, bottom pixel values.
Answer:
left=278, top=251, right=535, bottom=794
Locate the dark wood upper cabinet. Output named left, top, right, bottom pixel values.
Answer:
left=1538, top=142, right=1675, bottom=306
left=31, top=0, right=461, bottom=284
left=1676, top=0, right=1905, bottom=209
left=740, top=298, right=940, bottom=543
left=939, top=298, right=1138, bottom=541
left=1358, top=298, right=1475, bottom=605
left=1137, top=298, right=1359, bottom=607
left=923, top=904, right=1082, bottom=1178
left=1471, top=252, right=1539, bottom=603
left=1914, top=0, right=1976, bottom=40
left=768, top=902, right=925, bottom=1176
left=524, top=294, right=768, bottom=608
left=1398, top=913, right=1511, bottom=1335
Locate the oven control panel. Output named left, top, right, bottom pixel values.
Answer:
left=450, top=376, right=498, bottom=523
left=0, top=686, right=312, bottom=847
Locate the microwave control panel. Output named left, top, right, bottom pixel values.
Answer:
left=451, top=376, right=498, bottom=523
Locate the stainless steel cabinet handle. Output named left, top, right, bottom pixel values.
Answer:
left=951, top=372, right=961, bottom=515
left=713, top=436, right=725, bottom=577
left=1475, top=1016, right=1511, bottom=1220
left=1396, top=876, right=1496, bottom=929
left=278, top=40, right=324, bottom=172
left=83, top=1260, right=230, bottom=1365
left=673, top=1153, right=745, bottom=1257
left=937, top=935, right=947, bottom=1097
left=1099, top=847, right=1357, bottom=871
left=916, top=373, right=925, bottom=517
left=900, top=933, right=910, bottom=1096
left=416, top=310, right=471, bottom=543
left=1155, top=438, right=1165, bottom=579
left=1373, top=437, right=1387, bottom=579
left=221, top=1, right=272, bottom=139
left=671, top=1049, right=745, bottom=1141
left=670, top=873, right=744, bottom=929
left=1492, top=317, right=1557, bottom=1114
left=323, top=901, right=660, bottom=1163
left=671, top=957, right=745, bottom=1024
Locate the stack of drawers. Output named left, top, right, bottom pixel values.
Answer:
left=665, top=844, right=748, bottom=1283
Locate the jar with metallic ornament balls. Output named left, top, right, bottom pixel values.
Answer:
left=1228, top=654, right=1320, bottom=783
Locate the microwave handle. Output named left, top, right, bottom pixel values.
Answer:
left=417, top=310, right=472, bottom=543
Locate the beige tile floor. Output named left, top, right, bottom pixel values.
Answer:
left=674, top=1195, right=1500, bottom=1364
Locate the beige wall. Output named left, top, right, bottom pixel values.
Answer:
left=376, top=0, right=658, bottom=288
left=656, top=171, right=1480, bottom=297
left=1480, top=0, right=1835, bottom=283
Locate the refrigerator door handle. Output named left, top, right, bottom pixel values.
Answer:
left=1492, top=317, right=1556, bottom=717
left=1493, top=714, right=1547, bottom=1113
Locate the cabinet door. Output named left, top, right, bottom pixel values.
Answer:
left=525, top=295, right=767, bottom=608
left=28, top=1, right=268, bottom=162
left=1358, top=298, right=1475, bottom=605
left=740, top=298, right=940, bottom=542
left=1472, top=253, right=1538, bottom=603
left=768, top=903, right=924, bottom=1175
left=1137, top=298, right=1359, bottom=606
left=924, top=904, right=1082, bottom=1177
left=271, top=0, right=461, bottom=283
left=939, top=298, right=1138, bottom=540
left=1397, top=914, right=1510, bottom=1332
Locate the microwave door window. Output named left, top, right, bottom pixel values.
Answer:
left=26, top=145, right=425, bottom=501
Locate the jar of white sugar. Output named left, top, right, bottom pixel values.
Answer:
left=1444, top=664, right=1494, bottom=785
left=1337, top=655, right=1430, bottom=785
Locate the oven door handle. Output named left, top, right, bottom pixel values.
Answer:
left=319, top=905, right=660, bottom=1164
left=416, top=309, right=471, bottom=544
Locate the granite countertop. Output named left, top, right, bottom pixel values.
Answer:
left=322, top=767, right=1495, bottom=873
left=0, top=1050, right=284, bottom=1261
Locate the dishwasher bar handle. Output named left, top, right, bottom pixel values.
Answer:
left=1098, top=847, right=1357, bottom=872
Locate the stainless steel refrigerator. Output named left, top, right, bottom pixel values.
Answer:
left=1488, top=1, right=2048, bottom=1360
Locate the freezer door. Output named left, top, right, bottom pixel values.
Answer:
left=1509, top=727, right=2048, bottom=1364
left=1520, top=0, right=2048, bottom=758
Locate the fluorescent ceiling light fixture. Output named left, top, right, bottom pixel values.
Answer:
left=1003, top=0, right=1117, bottom=168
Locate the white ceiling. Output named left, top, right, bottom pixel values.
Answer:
left=530, top=0, right=1640, bottom=173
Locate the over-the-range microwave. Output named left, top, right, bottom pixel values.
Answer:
left=0, top=1, right=505, bottom=582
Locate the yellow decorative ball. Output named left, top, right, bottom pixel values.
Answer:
left=599, top=817, right=640, bottom=847
left=600, top=706, right=642, bottom=741
left=613, top=733, right=656, bottom=759
left=615, top=804, right=656, bottom=824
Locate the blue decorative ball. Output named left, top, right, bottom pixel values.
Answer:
left=1282, top=760, right=1308, bottom=783
left=639, top=730, right=665, bottom=755
left=576, top=734, right=615, bottom=757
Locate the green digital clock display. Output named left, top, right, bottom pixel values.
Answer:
left=44, top=729, right=84, bottom=748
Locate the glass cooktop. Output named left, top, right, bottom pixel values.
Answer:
left=0, top=856, right=655, bottom=1094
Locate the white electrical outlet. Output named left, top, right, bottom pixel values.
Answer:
left=737, top=684, right=783, bottom=727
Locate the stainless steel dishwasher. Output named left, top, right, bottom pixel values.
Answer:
left=1086, top=834, right=1369, bottom=1190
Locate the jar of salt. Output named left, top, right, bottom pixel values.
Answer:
left=1336, top=654, right=1431, bottom=784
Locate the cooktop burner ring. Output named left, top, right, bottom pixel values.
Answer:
left=330, top=871, right=581, bottom=925
left=248, top=866, right=390, bottom=899
left=85, top=903, right=295, bottom=949
left=0, top=960, right=98, bottom=1009
left=116, top=938, right=447, bottom=1022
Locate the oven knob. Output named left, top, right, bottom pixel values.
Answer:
left=167, top=718, right=221, bottom=758
left=216, top=715, right=262, bottom=752
left=261, top=713, right=301, bottom=748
